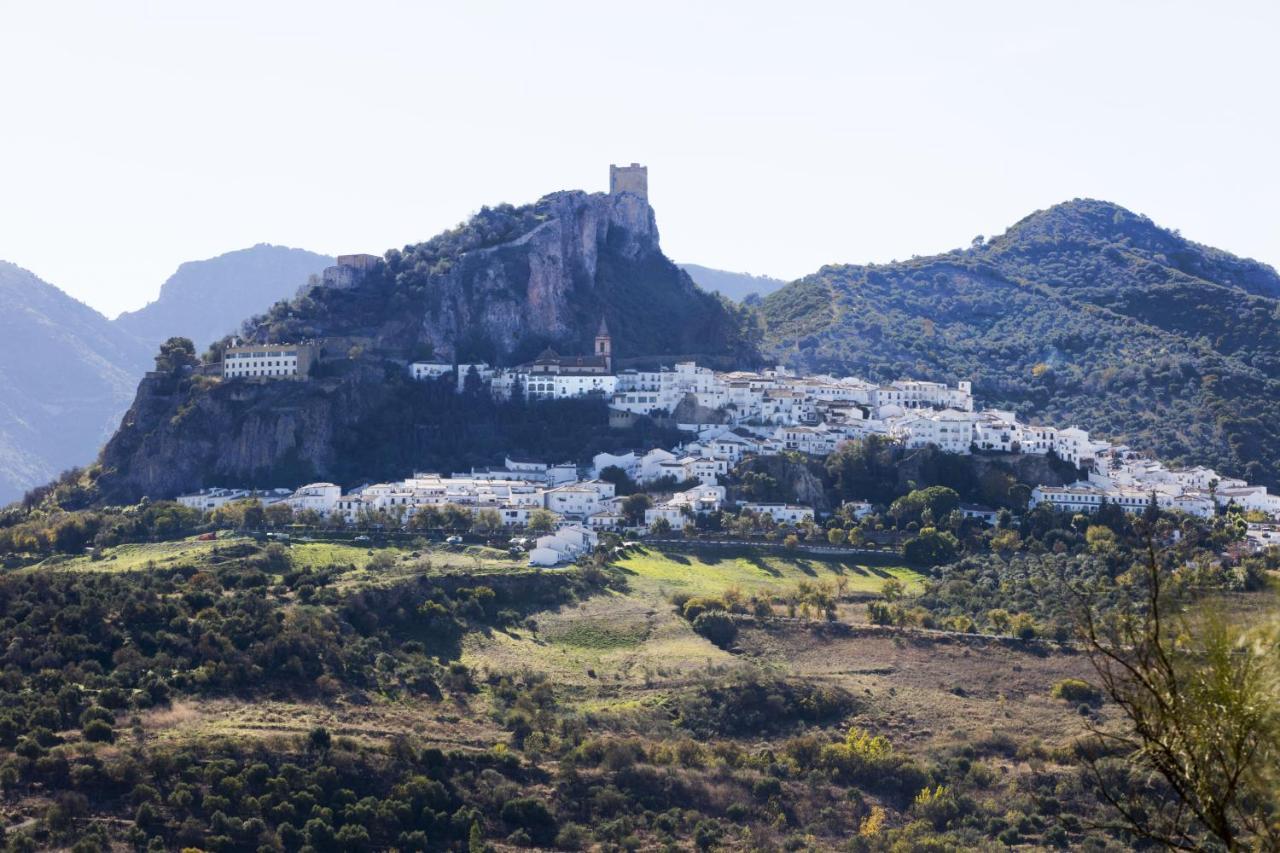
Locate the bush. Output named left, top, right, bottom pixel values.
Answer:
left=499, top=797, right=557, bottom=845
left=691, top=611, right=737, bottom=648
left=81, top=720, right=115, bottom=743
left=1051, top=678, right=1102, bottom=705
left=902, top=528, right=960, bottom=566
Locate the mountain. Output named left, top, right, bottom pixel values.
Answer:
left=679, top=263, right=786, bottom=301
left=0, top=262, right=151, bottom=503
left=95, top=189, right=760, bottom=501
left=114, top=244, right=333, bottom=351
left=761, top=198, right=1280, bottom=487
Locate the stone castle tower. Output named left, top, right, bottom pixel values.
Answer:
left=595, top=318, right=612, bottom=372
left=609, top=163, right=648, bottom=200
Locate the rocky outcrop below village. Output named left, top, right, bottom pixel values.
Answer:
left=96, top=366, right=386, bottom=501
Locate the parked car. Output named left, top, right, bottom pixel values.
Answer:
left=445, top=535, right=463, bottom=545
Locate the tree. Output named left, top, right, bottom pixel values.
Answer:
left=463, top=365, right=486, bottom=396
left=1076, top=547, right=1280, bottom=850
left=990, top=528, right=1021, bottom=553
left=1086, top=525, right=1117, bottom=556
left=308, top=726, right=332, bottom=753
left=241, top=499, right=267, bottom=532
left=621, top=494, right=653, bottom=526
left=598, top=465, right=636, bottom=495
left=902, top=527, right=959, bottom=566
left=155, top=337, right=198, bottom=374
left=650, top=517, right=672, bottom=536
left=826, top=435, right=899, bottom=505
left=472, top=509, right=502, bottom=535
left=827, top=527, right=846, bottom=546
left=264, top=502, right=293, bottom=528
left=890, top=486, right=960, bottom=527
left=880, top=577, right=904, bottom=602
left=527, top=510, right=557, bottom=534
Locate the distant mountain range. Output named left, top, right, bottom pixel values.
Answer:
left=0, top=246, right=332, bottom=504
left=0, top=262, right=150, bottom=503
left=115, top=244, right=333, bottom=351
left=679, top=264, right=786, bottom=302
left=761, top=198, right=1280, bottom=487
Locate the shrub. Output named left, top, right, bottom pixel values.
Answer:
left=691, top=611, right=737, bottom=648
left=81, top=720, right=115, bottom=743
left=500, top=797, right=557, bottom=845
left=1051, top=678, right=1102, bottom=705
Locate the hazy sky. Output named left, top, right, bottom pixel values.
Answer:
left=2, top=1, right=1277, bottom=318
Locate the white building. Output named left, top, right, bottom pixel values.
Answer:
left=529, top=525, right=598, bottom=566
left=1030, top=483, right=1215, bottom=519
left=740, top=503, right=815, bottom=524
left=223, top=343, right=318, bottom=380
left=644, top=503, right=690, bottom=531
left=176, top=487, right=292, bottom=511
left=287, top=483, right=343, bottom=515
left=898, top=410, right=978, bottom=454
left=842, top=500, right=874, bottom=520
left=542, top=481, right=616, bottom=519
left=410, top=362, right=494, bottom=392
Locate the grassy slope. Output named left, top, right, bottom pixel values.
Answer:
left=613, top=546, right=925, bottom=597
left=28, top=538, right=1102, bottom=776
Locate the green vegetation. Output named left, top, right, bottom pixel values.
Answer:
left=762, top=199, right=1280, bottom=487
left=1051, top=678, right=1102, bottom=704
left=614, top=546, right=925, bottom=597
left=0, top=495, right=1274, bottom=849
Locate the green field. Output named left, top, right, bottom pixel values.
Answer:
left=27, top=536, right=232, bottom=573
left=24, top=535, right=522, bottom=583
left=460, top=546, right=926, bottom=689
left=612, top=546, right=925, bottom=598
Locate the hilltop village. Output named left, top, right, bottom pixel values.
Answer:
left=186, top=336, right=1280, bottom=564
left=185, top=162, right=1280, bottom=563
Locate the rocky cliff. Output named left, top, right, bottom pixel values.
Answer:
left=95, top=189, right=756, bottom=501
left=230, top=190, right=760, bottom=367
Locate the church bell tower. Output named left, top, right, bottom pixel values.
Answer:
left=595, top=318, right=612, bottom=373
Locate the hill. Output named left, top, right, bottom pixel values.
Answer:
left=761, top=198, right=1280, bottom=486
left=114, top=244, right=332, bottom=350
left=0, top=262, right=150, bottom=503
left=679, top=262, right=787, bottom=301
left=95, top=190, right=760, bottom=501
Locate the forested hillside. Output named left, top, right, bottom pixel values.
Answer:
left=761, top=199, right=1280, bottom=486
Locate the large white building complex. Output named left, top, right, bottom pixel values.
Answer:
left=222, top=343, right=318, bottom=380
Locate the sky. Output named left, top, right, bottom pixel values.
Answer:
left=1, top=1, right=1277, bottom=318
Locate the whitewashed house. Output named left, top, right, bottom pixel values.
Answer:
left=740, top=503, right=815, bottom=524
left=287, top=483, right=343, bottom=515
left=644, top=503, right=689, bottom=531
left=529, top=525, right=598, bottom=566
